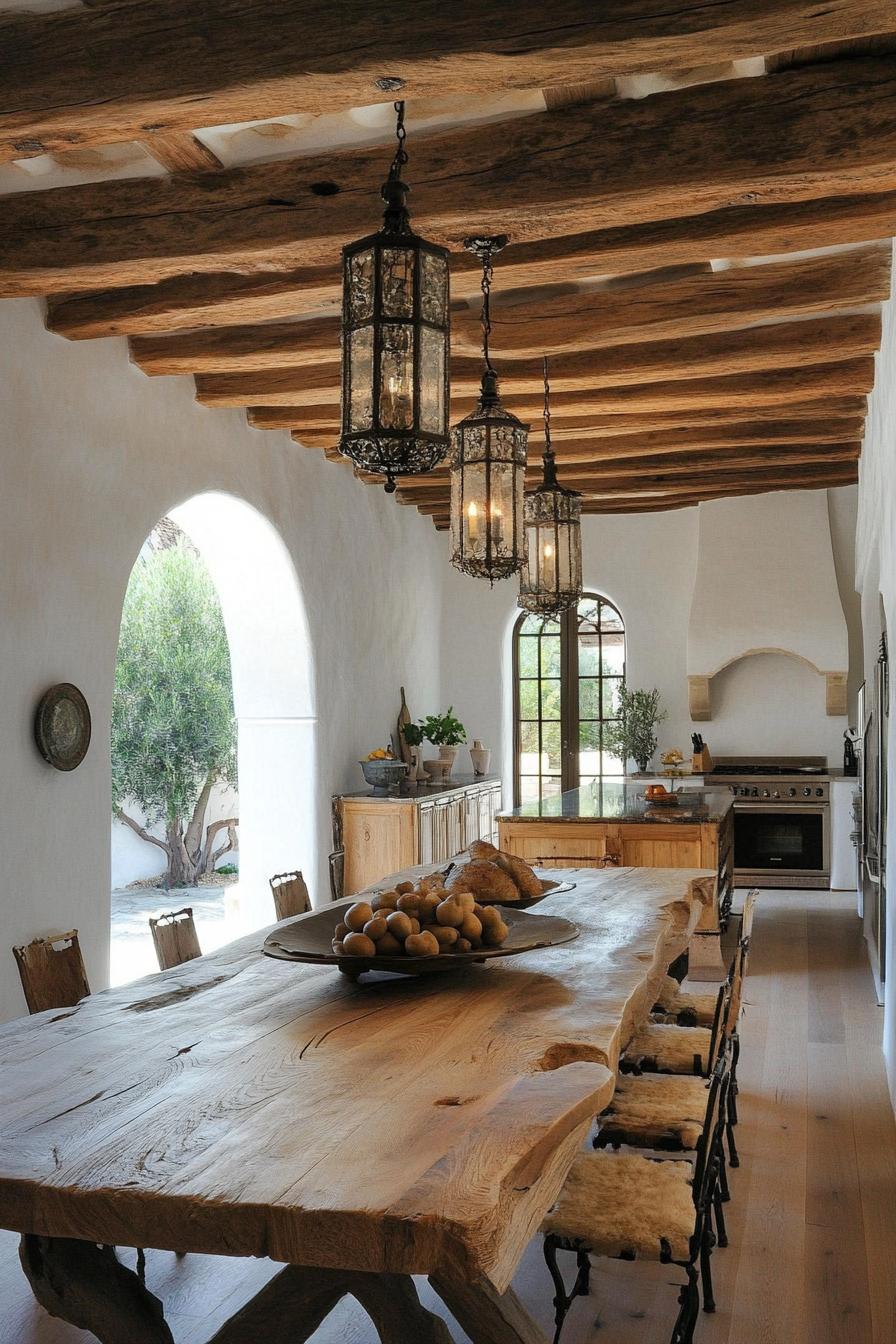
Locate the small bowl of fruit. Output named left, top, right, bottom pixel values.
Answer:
left=360, top=748, right=409, bottom=793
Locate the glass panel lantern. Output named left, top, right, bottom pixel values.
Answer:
left=518, top=462, right=583, bottom=616
left=450, top=368, right=529, bottom=582
left=339, top=111, right=450, bottom=493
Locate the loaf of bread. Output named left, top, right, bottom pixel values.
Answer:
left=446, top=859, right=520, bottom=903
left=466, top=842, right=544, bottom=898
left=492, top=850, right=544, bottom=898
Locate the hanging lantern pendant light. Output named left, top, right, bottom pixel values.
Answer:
left=518, top=356, right=583, bottom=616
left=339, top=101, right=451, bottom=492
left=449, top=236, right=529, bottom=582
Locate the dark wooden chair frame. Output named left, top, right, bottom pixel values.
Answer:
left=543, top=1056, right=729, bottom=1344
left=12, top=929, right=91, bottom=1015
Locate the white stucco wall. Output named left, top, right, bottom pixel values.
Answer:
left=440, top=490, right=860, bottom=791
left=0, top=298, right=444, bottom=1021
left=688, top=490, right=849, bottom=687
left=855, top=240, right=896, bottom=1105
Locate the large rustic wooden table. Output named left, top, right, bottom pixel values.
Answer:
left=0, top=867, right=714, bottom=1344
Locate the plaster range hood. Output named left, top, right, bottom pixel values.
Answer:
left=686, top=491, right=849, bottom=721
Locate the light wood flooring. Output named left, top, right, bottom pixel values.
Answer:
left=2, top=888, right=894, bottom=1344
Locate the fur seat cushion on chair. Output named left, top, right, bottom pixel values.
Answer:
left=599, top=1073, right=710, bottom=1149
left=542, top=1150, right=693, bottom=1261
left=625, top=1022, right=713, bottom=1074
left=652, top=975, right=719, bottom=1026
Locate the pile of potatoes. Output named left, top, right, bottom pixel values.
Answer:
left=332, top=877, right=510, bottom=960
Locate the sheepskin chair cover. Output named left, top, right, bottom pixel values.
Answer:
left=652, top=976, right=720, bottom=1026
left=626, top=1022, right=713, bottom=1074
left=542, top=1150, right=694, bottom=1261
left=600, top=1073, right=710, bottom=1149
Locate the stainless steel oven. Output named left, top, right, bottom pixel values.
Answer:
left=708, top=757, right=831, bottom=889
left=733, top=801, right=830, bottom=888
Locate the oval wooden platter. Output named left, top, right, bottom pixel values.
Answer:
left=263, top=904, right=580, bottom=978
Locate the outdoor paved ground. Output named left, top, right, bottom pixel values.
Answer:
left=110, top=883, right=237, bottom=985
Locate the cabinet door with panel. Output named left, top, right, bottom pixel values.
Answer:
left=418, top=802, right=436, bottom=866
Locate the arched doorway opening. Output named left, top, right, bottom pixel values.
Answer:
left=111, top=492, right=315, bottom=982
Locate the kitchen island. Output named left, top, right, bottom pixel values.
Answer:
left=498, top=783, right=734, bottom=976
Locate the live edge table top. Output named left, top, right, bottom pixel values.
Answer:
left=0, top=867, right=713, bottom=1293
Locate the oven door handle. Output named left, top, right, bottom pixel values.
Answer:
left=733, top=801, right=827, bottom=812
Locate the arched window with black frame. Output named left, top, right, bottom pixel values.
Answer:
left=512, top=593, right=626, bottom=808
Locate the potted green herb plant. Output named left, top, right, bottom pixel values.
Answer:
left=400, top=720, right=428, bottom=783
left=603, top=684, right=666, bottom=775
left=419, top=707, right=467, bottom=776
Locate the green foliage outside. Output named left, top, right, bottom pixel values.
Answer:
left=112, top=529, right=238, bottom=887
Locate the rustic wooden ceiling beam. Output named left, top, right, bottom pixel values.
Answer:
left=6, top=55, right=896, bottom=296
left=271, top=396, right=866, bottom=444
left=385, top=430, right=862, bottom=492
left=126, top=246, right=892, bottom=375
left=389, top=444, right=860, bottom=504
left=192, top=314, right=881, bottom=408
left=414, top=461, right=858, bottom=513
left=47, top=190, right=896, bottom=341
left=141, top=133, right=225, bottom=175
left=2, top=2, right=892, bottom=164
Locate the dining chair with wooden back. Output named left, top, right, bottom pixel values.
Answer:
left=542, top=1056, right=729, bottom=1344
left=12, top=930, right=91, bottom=1015
left=269, top=870, right=311, bottom=922
left=149, top=907, right=202, bottom=972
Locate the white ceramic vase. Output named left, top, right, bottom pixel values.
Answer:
left=438, top=745, right=459, bottom=775
left=469, top=740, right=491, bottom=776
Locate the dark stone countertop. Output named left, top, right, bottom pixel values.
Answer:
left=497, top=782, right=735, bottom=825
left=339, top=773, right=501, bottom=802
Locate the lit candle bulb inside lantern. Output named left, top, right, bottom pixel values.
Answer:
left=384, top=372, right=412, bottom=428
left=490, top=503, right=503, bottom=547
left=541, top=538, right=556, bottom=587
left=466, top=500, right=480, bottom=543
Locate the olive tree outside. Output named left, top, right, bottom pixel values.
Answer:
left=111, top=526, right=238, bottom=888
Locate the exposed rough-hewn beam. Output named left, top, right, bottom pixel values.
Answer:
left=390, top=444, right=860, bottom=503
left=127, top=247, right=892, bottom=375
left=272, top=396, right=866, bottom=445
left=387, top=430, right=861, bottom=492
left=6, top=55, right=896, bottom=295
left=2, top=2, right=892, bottom=163
left=416, top=462, right=858, bottom=518
left=46, top=190, right=896, bottom=340
left=192, top=314, right=881, bottom=407
left=141, top=133, right=225, bottom=175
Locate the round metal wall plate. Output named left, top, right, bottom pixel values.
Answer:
left=34, top=683, right=91, bottom=771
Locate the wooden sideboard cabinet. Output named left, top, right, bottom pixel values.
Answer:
left=340, top=776, right=502, bottom=896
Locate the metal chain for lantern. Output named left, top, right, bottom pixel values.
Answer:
left=449, top=237, right=529, bottom=583
left=518, top=356, right=583, bottom=616
left=339, top=101, right=451, bottom=492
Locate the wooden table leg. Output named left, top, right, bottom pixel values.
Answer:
left=19, top=1235, right=174, bottom=1344
left=430, top=1269, right=550, bottom=1344
left=207, top=1264, right=453, bottom=1344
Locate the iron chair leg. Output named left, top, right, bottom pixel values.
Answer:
left=700, top=1227, right=717, bottom=1313
left=543, top=1237, right=589, bottom=1344
left=713, top=1188, right=729, bottom=1248
left=670, top=1261, right=700, bottom=1344
left=726, top=1109, right=740, bottom=1168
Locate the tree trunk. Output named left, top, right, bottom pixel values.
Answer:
left=164, top=817, right=200, bottom=888
left=183, top=773, right=215, bottom=870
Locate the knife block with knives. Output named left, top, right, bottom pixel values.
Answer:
left=691, top=733, right=714, bottom=774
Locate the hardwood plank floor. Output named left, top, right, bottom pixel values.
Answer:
left=1, top=889, right=894, bottom=1344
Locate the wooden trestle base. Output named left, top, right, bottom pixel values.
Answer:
left=19, top=1234, right=551, bottom=1344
